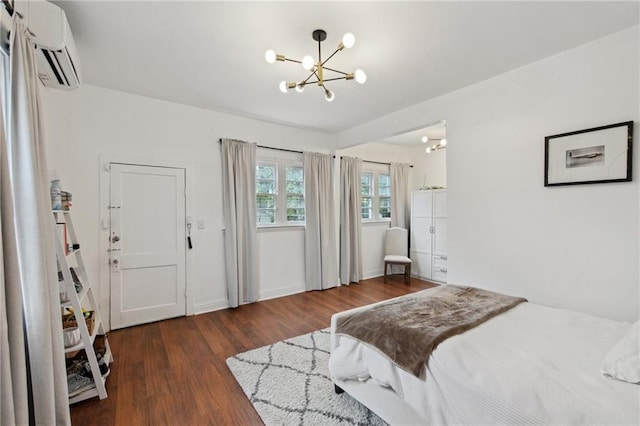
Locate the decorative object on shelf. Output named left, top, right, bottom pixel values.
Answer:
left=50, top=179, right=62, bottom=210
left=265, top=29, right=366, bottom=102
left=422, top=136, right=447, bottom=154
left=544, top=121, right=633, bottom=187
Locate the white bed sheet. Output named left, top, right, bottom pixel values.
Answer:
left=329, top=302, right=640, bottom=425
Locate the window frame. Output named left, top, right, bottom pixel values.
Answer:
left=360, top=168, right=392, bottom=223
left=283, top=163, right=305, bottom=225
left=256, top=157, right=305, bottom=227
left=256, top=161, right=278, bottom=226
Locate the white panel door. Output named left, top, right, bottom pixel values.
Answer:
left=433, top=191, right=447, bottom=255
left=109, top=163, right=186, bottom=329
left=411, top=217, right=432, bottom=253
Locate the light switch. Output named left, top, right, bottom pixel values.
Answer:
left=197, top=220, right=205, bottom=229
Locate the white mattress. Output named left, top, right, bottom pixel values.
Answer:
left=329, top=302, right=640, bottom=425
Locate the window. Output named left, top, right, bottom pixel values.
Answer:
left=361, top=171, right=392, bottom=221
left=256, top=160, right=305, bottom=226
left=285, top=165, right=305, bottom=223
left=378, top=174, right=391, bottom=218
left=361, top=173, right=373, bottom=220
left=256, top=163, right=277, bottom=225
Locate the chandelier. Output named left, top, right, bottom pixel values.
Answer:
left=264, top=29, right=366, bottom=102
left=422, top=136, right=447, bottom=154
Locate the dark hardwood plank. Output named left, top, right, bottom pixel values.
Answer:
left=70, top=277, right=436, bottom=425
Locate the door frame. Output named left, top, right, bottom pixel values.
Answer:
left=99, top=154, right=196, bottom=331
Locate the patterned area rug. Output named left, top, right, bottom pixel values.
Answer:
left=226, top=329, right=386, bottom=425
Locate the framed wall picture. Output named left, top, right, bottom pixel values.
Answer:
left=544, top=121, right=633, bottom=187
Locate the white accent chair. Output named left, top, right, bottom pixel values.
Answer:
left=383, top=227, right=412, bottom=284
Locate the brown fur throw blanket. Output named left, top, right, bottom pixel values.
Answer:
left=336, top=285, right=527, bottom=378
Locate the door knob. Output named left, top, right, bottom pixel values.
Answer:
left=111, top=235, right=120, bottom=243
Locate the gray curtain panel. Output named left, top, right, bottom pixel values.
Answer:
left=1, top=16, right=70, bottom=425
left=390, top=163, right=411, bottom=229
left=303, top=152, right=339, bottom=290
left=339, top=156, right=363, bottom=284
left=221, top=139, right=259, bottom=307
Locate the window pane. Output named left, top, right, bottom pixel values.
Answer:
left=378, top=174, right=391, bottom=196
left=257, top=195, right=276, bottom=209
left=286, top=181, right=304, bottom=194
left=256, top=180, right=276, bottom=194
left=257, top=209, right=276, bottom=224
left=286, top=166, right=303, bottom=181
left=361, top=173, right=372, bottom=186
left=256, top=165, right=275, bottom=180
left=285, top=165, right=304, bottom=223
left=379, top=196, right=391, bottom=218
left=286, top=195, right=305, bottom=208
left=361, top=196, right=372, bottom=220
left=287, top=208, right=305, bottom=222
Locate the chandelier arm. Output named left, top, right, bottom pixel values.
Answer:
left=301, top=70, right=318, bottom=85
left=321, top=66, right=349, bottom=76
left=283, top=58, right=303, bottom=65
left=320, top=76, right=349, bottom=83
left=321, top=47, right=342, bottom=67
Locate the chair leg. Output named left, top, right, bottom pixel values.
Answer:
left=404, top=264, right=411, bottom=284
left=383, top=262, right=388, bottom=283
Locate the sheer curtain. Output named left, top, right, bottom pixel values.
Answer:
left=220, top=139, right=259, bottom=307
left=303, top=152, right=339, bottom=290
left=339, top=156, right=362, bottom=284
left=1, top=16, right=70, bottom=425
left=390, top=163, right=411, bottom=229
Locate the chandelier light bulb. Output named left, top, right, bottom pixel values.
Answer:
left=295, top=82, right=305, bottom=93
left=279, top=81, right=288, bottom=93
left=354, top=69, right=367, bottom=84
left=302, top=55, right=315, bottom=70
left=324, top=88, right=335, bottom=102
left=426, top=147, right=432, bottom=154
left=421, top=136, right=428, bottom=143
left=342, top=33, right=355, bottom=49
left=265, top=50, right=277, bottom=64
left=440, top=139, right=447, bottom=146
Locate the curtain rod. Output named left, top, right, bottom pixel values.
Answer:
left=218, top=139, right=413, bottom=167
left=218, top=138, right=303, bottom=154
left=359, top=159, right=414, bottom=168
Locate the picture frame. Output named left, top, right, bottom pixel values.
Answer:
left=544, top=121, right=633, bottom=187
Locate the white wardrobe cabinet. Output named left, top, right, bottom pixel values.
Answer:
left=410, top=190, right=447, bottom=283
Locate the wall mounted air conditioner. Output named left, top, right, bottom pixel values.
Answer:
left=22, top=1, right=81, bottom=90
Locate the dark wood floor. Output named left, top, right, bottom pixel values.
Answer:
left=70, top=276, right=436, bottom=425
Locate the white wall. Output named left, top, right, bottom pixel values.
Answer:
left=411, top=146, right=447, bottom=190
left=41, top=84, right=335, bottom=323
left=337, top=27, right=640, bottom=321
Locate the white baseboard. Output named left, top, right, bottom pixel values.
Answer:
left=192, top=298, right=229, bottom=315
left=363, top=269, right=384, bottom=280
left=259, top=284, right=305, bottom=301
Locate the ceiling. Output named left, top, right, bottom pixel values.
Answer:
left=52, top=1, right=638, bottom=138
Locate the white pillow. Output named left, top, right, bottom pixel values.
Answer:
left=601, top=320, right=640, bottom=384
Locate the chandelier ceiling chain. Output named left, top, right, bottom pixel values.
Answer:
left=265, top=29, right=366, bottom=102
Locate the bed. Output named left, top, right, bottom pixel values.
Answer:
left=329, top=285, right=640, bottom=425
